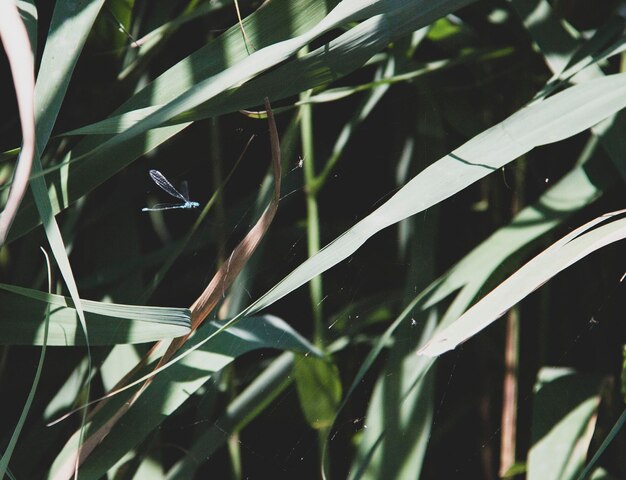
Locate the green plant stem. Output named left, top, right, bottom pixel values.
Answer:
left=299, top=48, right=327, bottom=473
left=300, top=89, right=324, bottom=347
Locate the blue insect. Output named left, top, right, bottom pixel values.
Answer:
left=142, top=169, right=200, bottom=212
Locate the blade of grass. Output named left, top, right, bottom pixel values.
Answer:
left=528, top=368, right=606, bottom=480
left=6, top=0, right=475, bottom=242
left=4, top=0, right=333, bottom=240
left=52, top=99, right=283, bottom=477
left=61, top=45, right=513, bottom=136
left=322, top=286, right=440, bottom=479
left=422, top=135, right=607, bottom=309
left=337, top=152, right=615, bottom=477
left=351, top=85, right=443, bottom=479
left=349, top=315, right=437, bottom=480
left=296, top=47, right=513, bottom=108
left=330, top=135, right=611, bottom=478
left=0, top=283, right=191, bottom=345
left=65, top=0, right=477, bottom=170
left=576, top=408, right=626, bottom=480
left=50, top=315, right=320, bottom=478
left=419, top=210, right=626, bottom=356
left=30, top=3, right=107, bottom=477
left=56, top=70, right=626, bottom=418
left=0, top=0, right=35, bottom=244
left=16, top=0, right=37, bottom=51
left=0, top=248, right=52, bottom=476
left=509, top=0, right=590, bottom=77
left=166, top=352, right=295, bottom=479
left=118, top=0, right=231, bottom=80
left=237, top=73, right=626, bottom=321
left=510, top=0, right=626, bottom=180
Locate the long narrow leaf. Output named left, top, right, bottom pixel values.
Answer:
left=50, top=315, right=318, bottom=478
left=53, top=99, right=283, bottom=477
left=528, top=368, right=605, bottom=480
left=6, top=0, right=474, bottom=242
left=0, top=249, right=52, bottom=476
left=166, top=352, right=295, bottom=479
left=0, top=283, right=190, bottom=345
left=239, top=74, right=626, bottom=320
left=30, top=3, right=105, bottom=473
left=0, top=0, right=36, bottom=244
left=419, top=210, right=626, bottom=356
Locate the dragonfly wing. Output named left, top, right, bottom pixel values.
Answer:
left=149, top=170, right=187, bottom=201
left=179, top=180, right=190, bottom=201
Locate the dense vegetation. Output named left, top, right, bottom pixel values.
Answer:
left=0, top=0, right=624, bottom=478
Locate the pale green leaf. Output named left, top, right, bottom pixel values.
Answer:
left=351, top=314, right=436, bottom=480
left=528, top=368, right=605, bottom=480
left=0, top=249, right=51, bottom=477
left=419, top=210, right=626, bottom=356
left=241, top=74, right=626, bottom=321
left=577, top=409, right=626, bottom=480
left=0, top=283, right=190, bottom=345
left=50, top=315, right=319, bottom=478
left=166, top=352, right=295, bottom=479
left=294, top=355, right=342, bottom=430
left=7, top=0, right=474, bottom=241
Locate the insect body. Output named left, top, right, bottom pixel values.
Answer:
left=142, top=169, right=200, bottom=212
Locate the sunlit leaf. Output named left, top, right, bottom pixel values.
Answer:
left=0, top=283, right=190, bottom=345
left=528, top=368, right=605, bottom=480
left=50, top=315, right=319, bottom=478
left=419, top=210, right=626, bottom=356
left=294, top=355, right=342, bottom=429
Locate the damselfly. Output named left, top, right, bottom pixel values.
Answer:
left=142, top=169, right=200, bottom=212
